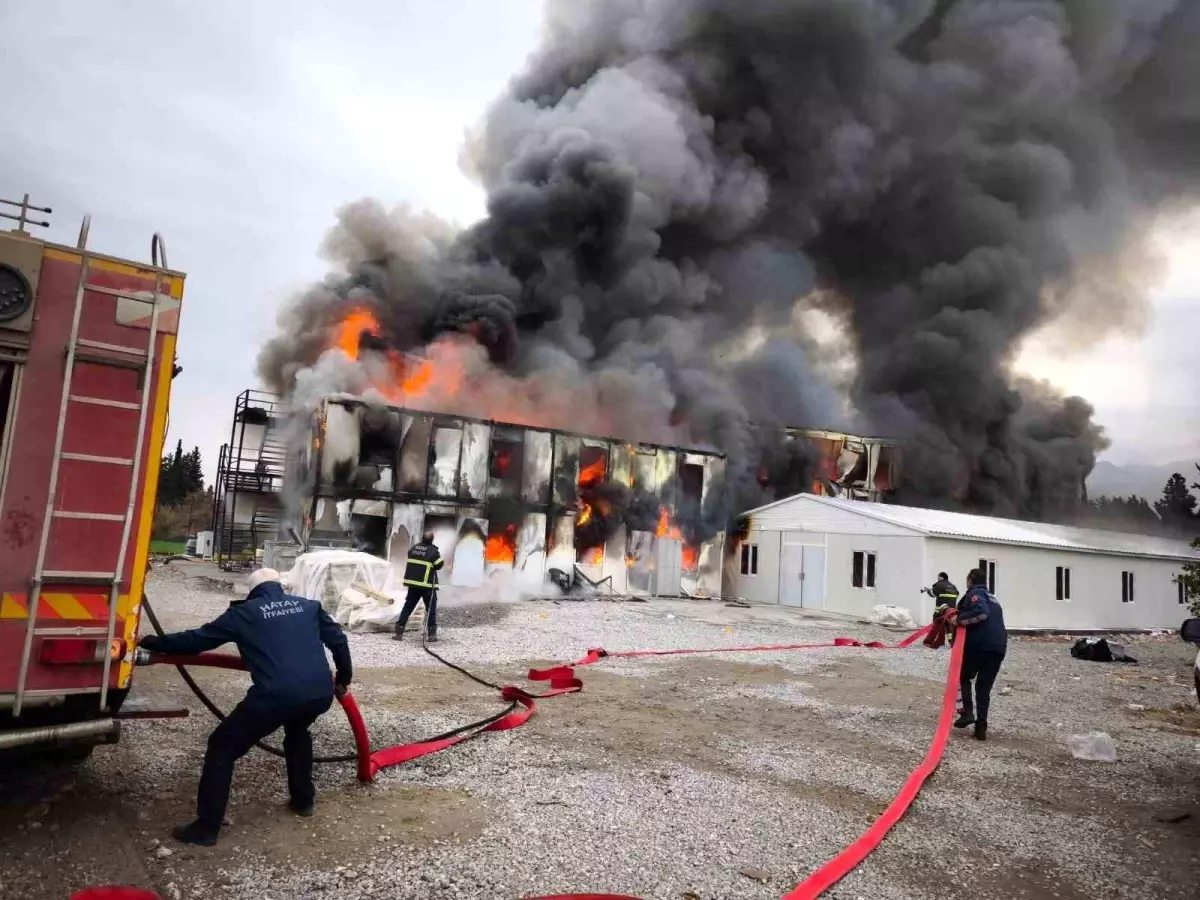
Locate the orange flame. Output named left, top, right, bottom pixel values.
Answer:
left=682, top=544, right=700, bottom=571
left=329, top=306, right=457, bottom=405
left=333, top=308, right=381, bottom=358
left=326, top=307, right=636, bottom=437
left=484, top=524, right=517, bottom=564
left=583, top=546, right=604, bottom=566
left=578, top=455, right=607, bottom=487
left=575, top=450, right=607, bottom=547
left=655, top=507, right=683, bottom=540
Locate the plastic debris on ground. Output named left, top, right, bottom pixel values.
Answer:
left=1070, top=637, right=1138, bottom=664
left=869, top=605, right=916, bottom=629
left=1066, top=731, right=1118, bottom=762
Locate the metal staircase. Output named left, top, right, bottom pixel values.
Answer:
left=212, top=390, right=286, bottom=568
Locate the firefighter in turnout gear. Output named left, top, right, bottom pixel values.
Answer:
left=394, top=531, right=444, bottom=642
left=925, top=572, right=959, bottom=646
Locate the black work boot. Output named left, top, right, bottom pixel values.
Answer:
left=172, top=820, right=218, bottom=847
left=392, top=628, right=404, bottom=642
left=974, top=722, right=988, bottom=741
left=426, top=632, right=438, bottom=644
left=954, top=714, right=976, bottom=729
left=288, top=799, right=314, bottom=817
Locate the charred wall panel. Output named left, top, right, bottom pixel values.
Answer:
left=522, top=430, right=552, bottom=504
left=427, top=421, right=463, bottom=497
left=514, top=512, right=548, bottom=588
left=610, top=444, right=633, bottom=487
left=653, top=450, right=678, bottom=507
left=451, top=515, right=487, bottom=587
left=546, top=513, right=576, bottom=576
left=459, top=422, right=490, bottom=501
left=303, top=396, right=728, bottom=596
left=399, top=415, right=432, bottom=492
left=321, top=404, right=360, bottom=486
left=488, top=427, right=524, bottom=499
left=631, top=447, right=657, bottom=496
left=388, top=502, right=425, bottom=567
left=552, top=435, right=582, bottom=506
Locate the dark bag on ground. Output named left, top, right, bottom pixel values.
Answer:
left=1070, top=637, right=1137, bottom=664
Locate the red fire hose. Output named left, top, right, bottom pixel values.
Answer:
left=142, top=620, right=961, bottom=900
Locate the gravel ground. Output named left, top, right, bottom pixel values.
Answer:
left=2, top=559, right=1198, bottom=900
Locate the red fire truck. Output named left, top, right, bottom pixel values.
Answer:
left=0, top=193, right=186, bottom=759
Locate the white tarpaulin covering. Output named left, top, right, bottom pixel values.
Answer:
left=283, top=550, right=395, bottom=612
left=868, top=604, right=916, bottom=629
left=334, top=585, right=418, bottom=633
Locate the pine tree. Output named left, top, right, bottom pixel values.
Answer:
left=1154, top=472, right=1198, bottom=533
left=183, top=446, right=204, bottom=494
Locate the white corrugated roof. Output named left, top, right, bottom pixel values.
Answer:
left=741, top=494, right=1200, bottom=562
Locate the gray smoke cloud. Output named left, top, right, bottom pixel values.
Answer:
left=259, top=0, right=1200, bottom=522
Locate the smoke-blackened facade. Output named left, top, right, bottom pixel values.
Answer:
left=291, top=396, right=727, bottom=597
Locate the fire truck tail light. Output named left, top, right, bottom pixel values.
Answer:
left=40, top=639, right=99, bottom=664
left=39, top=639, right=124, bottom=664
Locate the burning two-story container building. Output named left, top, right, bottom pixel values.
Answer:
left=279, top=394, right=728, bottom=597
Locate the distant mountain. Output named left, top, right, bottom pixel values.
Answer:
left=1087, top=459, right=1198, bottom=503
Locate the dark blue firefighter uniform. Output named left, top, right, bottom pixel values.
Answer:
left=140, top=580, right=352, bottom=839
left=395, top=539, right=444, bottom=639
left=956, top=585, right=1007, bottom=732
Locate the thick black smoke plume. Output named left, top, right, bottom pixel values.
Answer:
left=260, top=0, right=1200, bottom=522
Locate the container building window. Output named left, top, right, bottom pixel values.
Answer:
left=1121, top=570, right=1135, bottom=604
left=739, top=543, right=758, bottom=576
left=852, top=551, right=876, bottom=589
left=1055, top=566, right=1071, bottom=602
left=977, top=559, right=997, bottom=593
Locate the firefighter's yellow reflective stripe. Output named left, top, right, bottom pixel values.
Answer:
left=403, top=559, right=435, bottom=587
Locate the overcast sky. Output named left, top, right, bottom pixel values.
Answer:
left=3, top=0, right=1196, bottom=482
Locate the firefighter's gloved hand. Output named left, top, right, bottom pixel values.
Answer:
left=334, top=682, right=349, bottom=698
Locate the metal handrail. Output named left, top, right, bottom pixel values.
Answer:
left=151, top=233, right=167, bottom=270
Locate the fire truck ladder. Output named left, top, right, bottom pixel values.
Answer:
left=12, top=233, right=170, bottom=718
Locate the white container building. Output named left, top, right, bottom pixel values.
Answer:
left=726, top=494, right=1198, bottom=631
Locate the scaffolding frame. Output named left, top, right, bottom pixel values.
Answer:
left=211, top=389, right=287, bottom=567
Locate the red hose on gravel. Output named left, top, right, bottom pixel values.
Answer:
left=141, top=652, right=583, bottom=782
left=148, top=621, right=959, bottom=900
left=523, top=623, right=965, bottom=900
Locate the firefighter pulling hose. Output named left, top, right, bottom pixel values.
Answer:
left=136, top=568, right=354, bottom=846
left=922, top=571, right=959, bottom=647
